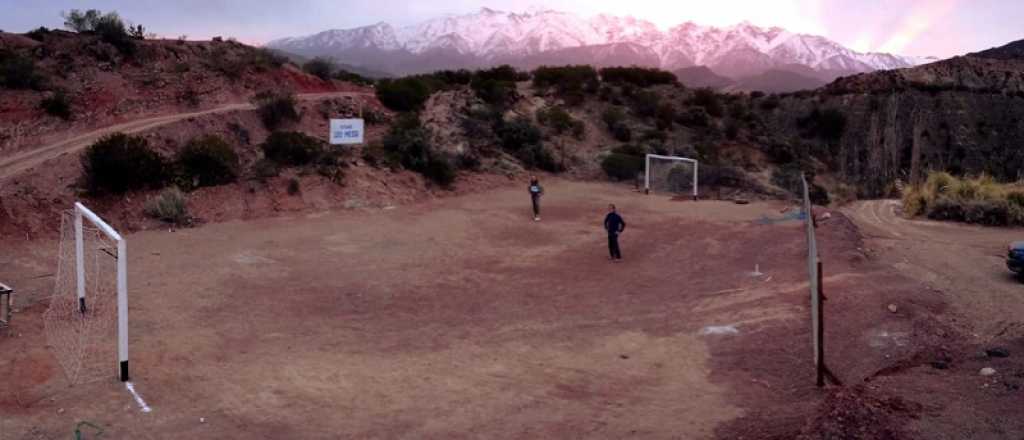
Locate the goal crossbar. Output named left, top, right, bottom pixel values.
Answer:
left=74, top=202, right=130, bottom=382
left=644, top=154, right=699, bottom=199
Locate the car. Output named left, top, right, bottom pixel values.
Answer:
left=1007, top=241, right=1024, bottom=277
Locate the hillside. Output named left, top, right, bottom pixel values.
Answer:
left=775, top=39, right=1024, bottom=195
left=0, top=29, right=357, bottom=157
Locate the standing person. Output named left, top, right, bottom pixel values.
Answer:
left=529, top=176, right=544, bottom=221
left=604, top=204, right=626, bottom=261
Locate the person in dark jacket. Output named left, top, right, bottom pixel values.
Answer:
left=529, top=176, right=544, bottom=221
left=604, top=204, right=626, bottom=260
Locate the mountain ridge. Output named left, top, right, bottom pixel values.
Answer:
left=266, top=7, right=940, bottom=78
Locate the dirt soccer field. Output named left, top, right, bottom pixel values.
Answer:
left=2, top=180, right=1015, bottom=439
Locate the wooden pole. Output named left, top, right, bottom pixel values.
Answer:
left=816, top=259, right=825, bottom=387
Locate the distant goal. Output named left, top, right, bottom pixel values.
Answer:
left=644, top=154, right=699, bottom=199
left=44, top=202, right=131, bottom=384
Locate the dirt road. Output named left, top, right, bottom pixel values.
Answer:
left=843, top=199, right=1024, bottom=338
left=0, top=92, right=372, bottom=182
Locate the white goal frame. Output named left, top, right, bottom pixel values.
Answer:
left=644, top=154, right=699, bottom=199
left=74, top=202, right=131, bottom=382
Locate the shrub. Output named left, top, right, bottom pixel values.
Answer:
left=601, top=107, right=626, bottom=130
left=286, top=178, right=301, bottom=195
left=475, top=65, right=526, bottom=82
left=688, top=88, right=724, bottom=118
left=471, top=78, right=517, bottom=106
left=91, top=11, right=137, bottom=56
left=25, top=27, right=50, bottom=41
left=144, top=187, right=189, bottom=224
left=334, top=68, right=374, bottom=86
left=771, top=163, right=805, bottom=195
left=927, top=196, right=965, bottom=221
left=496, top=117, right=543, bottom=151
left=602, top=153, right=644, bottom=181
left=250, top=48, right=288, bottom=70
left=677, top=107, right=710, bottom=127
left=531, top=65, right=598, bottom=91
left=655, top=103, right=676, bottom=130
left=571, top=120, right=586, bottom=140
left=176, top=135, right=239, bottom=188
left=252, top=91, right=299, bottom=130
left=362, top=141, right=399, bottom=169
left=423, top=156, right=457, bottom=187
left=40, top=91, right=73, bottom=120
left=456, top=152, right=482, bottom=170
left=376, top=77, right=432, bottom=112
left=261, top=132, right=323, bottom=166
left=631, top=90, right=661, bottom=119
left=536, top=106, right=576, bottom=135
left=303, top=57, right=335, bottom=81
left=963, top=199, right=1009, bottom=226
left=516, top=144, right=562, bottom=172
left=251, top=158, right=280, bottom=181
left=599, top=67, right=677, bottom=88
left=382, top=117, right=457, bottom=187
left=611, top=123, right=632, bottom=142
left=0, top=49, right=44, bottom=90
left=81, top=133, right=170, bottom=194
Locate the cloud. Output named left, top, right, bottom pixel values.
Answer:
left=878, top=0, right=958, bottom=53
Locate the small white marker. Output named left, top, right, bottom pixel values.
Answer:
left=125, top=381, right=152, bottom=413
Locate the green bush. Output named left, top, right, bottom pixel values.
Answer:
left=497, top=117, right=543, bottom=151
left=376, top=77, right=432, bottom=112
left=261, top=131, right=324, bottom=166
left=303, top=57, right=335, bottom=81
left=471, top=78, right=517, bottom=106
left=655, top=103, right=676, bottom=130
left=382, top=117, right=457, bottom=187
left=531, top=65, right=598, bottom=91
left=82, top=133, right=170, bottom=194
left=252, top=91, right=299, bottom=130
left=601, top=107, right=626, bottom=130
left=333, top=68, right=374, bottom=86
left=251, top=158, right=280, bottom=181
left=516, top=144, right=562, bottom=172
left=536, top=106, right=576, bottom=134
left=287, top=178, right=301, bottom=195
left=362, top=141, right=399, bottom=169
left=677, top=107, right=710, bottom=127
left=611, top=123, right=632, bottom=142
left=599, top=67, right=677, bottom=88
left=176, top=135, right=239, bottom=188
left=771, top=163, right=805, bottom=195
left=144, top=187, right=189, bottom=224
left=0, top=49, right=44, bottom=90
left=40, top=91, right=72, bottom=120
left=602, top=153, right=644, bottom=181
left=630, top=90, right=661, bottom=119
left=25, top=26, right=50, bottom=41
left=688, top=88, right=724, bottom=118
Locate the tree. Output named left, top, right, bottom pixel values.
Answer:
left=303, top=57, right=335, bottom=81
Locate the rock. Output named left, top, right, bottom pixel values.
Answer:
left=887, top=304, right=898, bottom=313
left=57, top=408, right=64, bottom=414
left=986, top=347, right=1010, bottom=358
left=200, top=417, right=206, bottom=423
left=930, top=360, right=949, bottom=370
left=980, top=367, right=997, bottom=376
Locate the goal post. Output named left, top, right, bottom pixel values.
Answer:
left=644, top=154, right=699, bottom=199
left=47, top=202, right=130, bottom=383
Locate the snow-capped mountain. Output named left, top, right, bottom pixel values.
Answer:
left=266, top=7, right=938, bottom=79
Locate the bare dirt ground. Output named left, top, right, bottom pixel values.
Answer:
left=1, top=180, right=808, bottom=439
left=1, top=184, right=1020, bottom=439
left=839, top=200, right=1024, bottom=440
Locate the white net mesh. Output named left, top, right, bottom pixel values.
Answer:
left=44, top=209, right=119, bottom=385
left=648, top=157, right=697, bottom=195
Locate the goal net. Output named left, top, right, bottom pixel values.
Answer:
left=44, top=203, right=130, bottom=384
left=645, top=154, right=699, bottom=199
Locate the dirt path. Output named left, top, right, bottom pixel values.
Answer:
left=0, top=92, right=372, bottom=182
left=843, top=199, right=1024, bottom=338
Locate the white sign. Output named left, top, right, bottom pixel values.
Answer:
left=329, top=119, right=364, bottom=145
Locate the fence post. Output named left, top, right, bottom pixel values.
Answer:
left=816, top=259, right=825, bottom=387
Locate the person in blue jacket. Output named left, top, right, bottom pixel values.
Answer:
left=604, top=204, right=626, bottom=261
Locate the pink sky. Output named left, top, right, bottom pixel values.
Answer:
left=3, top=0, right=1021, bottom=57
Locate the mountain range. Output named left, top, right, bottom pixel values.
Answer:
left=267, top=7, right=940, bottom=89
